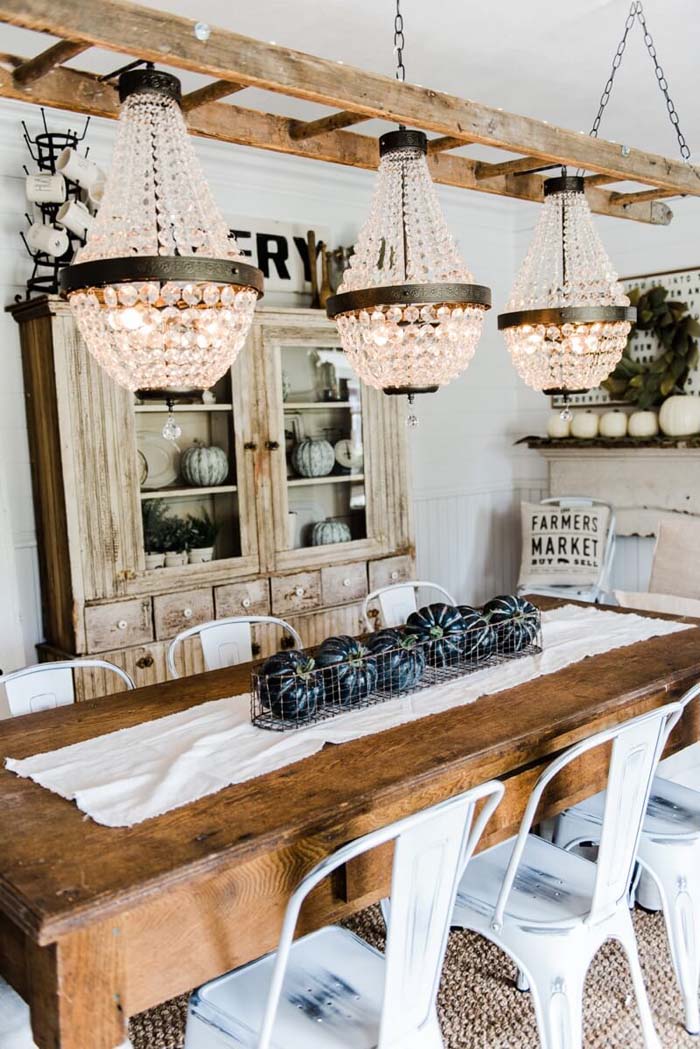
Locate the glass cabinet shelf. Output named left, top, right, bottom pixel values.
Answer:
left=134, top=403, right=234, bottom=413
left=139, top=484, right=238, bottom=500
left=283, top=401, right=352, bottom=410
left=287, top=475, right=364, bottom=488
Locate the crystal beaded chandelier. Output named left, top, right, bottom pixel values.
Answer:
left=500, top=1, right=693, bottom=409
left=499, top=174, right=635, bottom=398
left=326, top=3, right=490, bottom=403
left=60, top=66, right=263, bottom=394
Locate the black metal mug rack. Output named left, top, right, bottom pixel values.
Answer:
left=19, top=108, right=92, bottom=299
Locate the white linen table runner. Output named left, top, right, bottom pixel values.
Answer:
left=5, top=605, right=693, bottom=828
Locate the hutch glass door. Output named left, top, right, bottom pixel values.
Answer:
left=133, top=349, right=259, bottom=576
left=263, top=317, right=391, bottom=570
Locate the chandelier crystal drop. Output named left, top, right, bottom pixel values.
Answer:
left=498, top=176, right=635, bottom=395
left=61, top=68, right=263, bottom=392
left=326, top=130, right=491, bottom=396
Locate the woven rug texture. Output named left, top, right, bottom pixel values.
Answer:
left=128, top=905, right=695, bottom=1048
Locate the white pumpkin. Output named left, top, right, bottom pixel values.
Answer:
left=659, top=396, right=700, bottom=437
left=628, top=410, right=659, bottom=439
left=570, top=411, right=599, bottom=439
left=547, top=412, right=571, bottom=439
left=599, top=410, right=628, bottom=438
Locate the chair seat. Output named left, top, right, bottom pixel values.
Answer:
left=457, top=826, right=600, bottom=927
left=455, top=834, right=597, bottom=927
left=570, top=776, right=700, bottom=840
left=186, top=927, right=387, bottom=1049
left=0, top=977, right=36, bottom=1049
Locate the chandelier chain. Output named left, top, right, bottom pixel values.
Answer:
left=589, top=1, right=690, bottom=162
left=393, top=0, right=406, bottom=82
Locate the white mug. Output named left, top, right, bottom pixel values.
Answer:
left=56, top=200, right=93, bottom=238
left=87, top=178, right=105, bottom=210
left=26, top=222, right=70, bottom=258
left=25, top=172, right=66, bottom=204
left=56, top=148, right=105, bottom=190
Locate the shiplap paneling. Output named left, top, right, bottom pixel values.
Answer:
left=414, top=482, right=548, bottom=604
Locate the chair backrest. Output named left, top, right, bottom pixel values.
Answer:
left=256, top=778, right=504, bottom=1049
left=649, top=516, right=700, bottom=600
left=520, top=496, right=616, bottom=598
left=491, top=699, right=682, bottom=932
left=167, top=615, right=303, bottom=678
left=0, top=659, right=134, bottom=718
left=362, top=579, right=456, bottom=631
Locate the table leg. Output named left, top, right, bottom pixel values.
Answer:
left=26, top=922, right=129, bottom=1049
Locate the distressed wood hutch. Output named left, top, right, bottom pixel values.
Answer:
left=12, top=297, right=414, bottom=698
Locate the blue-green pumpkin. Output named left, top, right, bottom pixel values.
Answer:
left=259, top=650, right=323, bottom=722
left=311, top=519, right=352, bottom=546
left=364, top=628, right=426, bottom=692
left=291, top=437, right=335, bottom=478
left=483, top=594, right=540, bottom=654
left=457, top=606, right=496, bottom=663
left=404, top=603, right=467, bottom=668
left=315, top=635, right=378, bottom=707
left=181, top=441, right=229, bottom=486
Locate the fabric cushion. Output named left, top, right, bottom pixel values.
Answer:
left=615, top=589, right=700, bottom=618
left=518, top=501, right=610, bottom=589
left=649, top=517, right=700, bottom=600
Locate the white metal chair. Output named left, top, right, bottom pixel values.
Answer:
left=451, top=701, right=682, bottom=1049
left=517, top=496, right=616, bottom=604
left=184, top=777, right=504, bottom=1049
left=362, top=580, right=456, bottom=631
left=0, top=660, right=135, bottom=1042
left=555, top=681, right=700, bottom=1035
left=167, top=615, right=303, bottom=679
left=0, top=659, right=134, bottom=717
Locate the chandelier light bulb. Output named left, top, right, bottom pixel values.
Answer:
left=498, top=175, right=635, bottom=395
left=327, top=130, right=491, bottom=396
left=60, top=67, right=263, bottom=392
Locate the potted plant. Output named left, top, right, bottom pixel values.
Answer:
left=186, top=510, right=218, bottom=563
left=142, top=499, right=168, bottom=569
left=160, top=516, right=189, bottom=568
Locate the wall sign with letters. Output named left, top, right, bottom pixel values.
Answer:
left=229, top=216, right=332, bottom=306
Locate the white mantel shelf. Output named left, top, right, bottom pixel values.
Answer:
left=524, top=437, right=700, bottom=537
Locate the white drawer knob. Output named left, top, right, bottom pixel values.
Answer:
left=117, top=619, right=128, bottom=630
left=241, top=597, right=251, bottom=609
left=390, top=570, right=399, bottom=580
left=295, top=586, right=305, bottom=597
left=183, top=607, right=193, bottom=619
left=343, top=578, right=351, bottom=588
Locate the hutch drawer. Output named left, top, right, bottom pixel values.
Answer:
left=368, top=554, right=414, bottom=591
left=84, top=598, right=153, bottom=653
left=271, top=571, right=321, bottom=615
left=321, top=562, right=368, bottom=606
left=153, top=588, right=215, bottom=640
left=215, top=579, right=270, bottom=618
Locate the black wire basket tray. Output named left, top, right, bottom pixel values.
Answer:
left=250, top=609, right=542, bottom=732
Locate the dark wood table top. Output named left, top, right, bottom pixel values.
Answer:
left=1, top=599, right=699, bottom=946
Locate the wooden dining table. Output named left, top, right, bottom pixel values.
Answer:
left=1, top=598, right=699, bottom=1048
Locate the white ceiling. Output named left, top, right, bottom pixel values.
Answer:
left=1, top=0, right=698, bottom=164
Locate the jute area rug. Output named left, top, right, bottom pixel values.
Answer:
left=128, top=905, right=696, bottom=1048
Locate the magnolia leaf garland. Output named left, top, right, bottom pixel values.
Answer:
left=602, top=286, right=700, bottom=409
